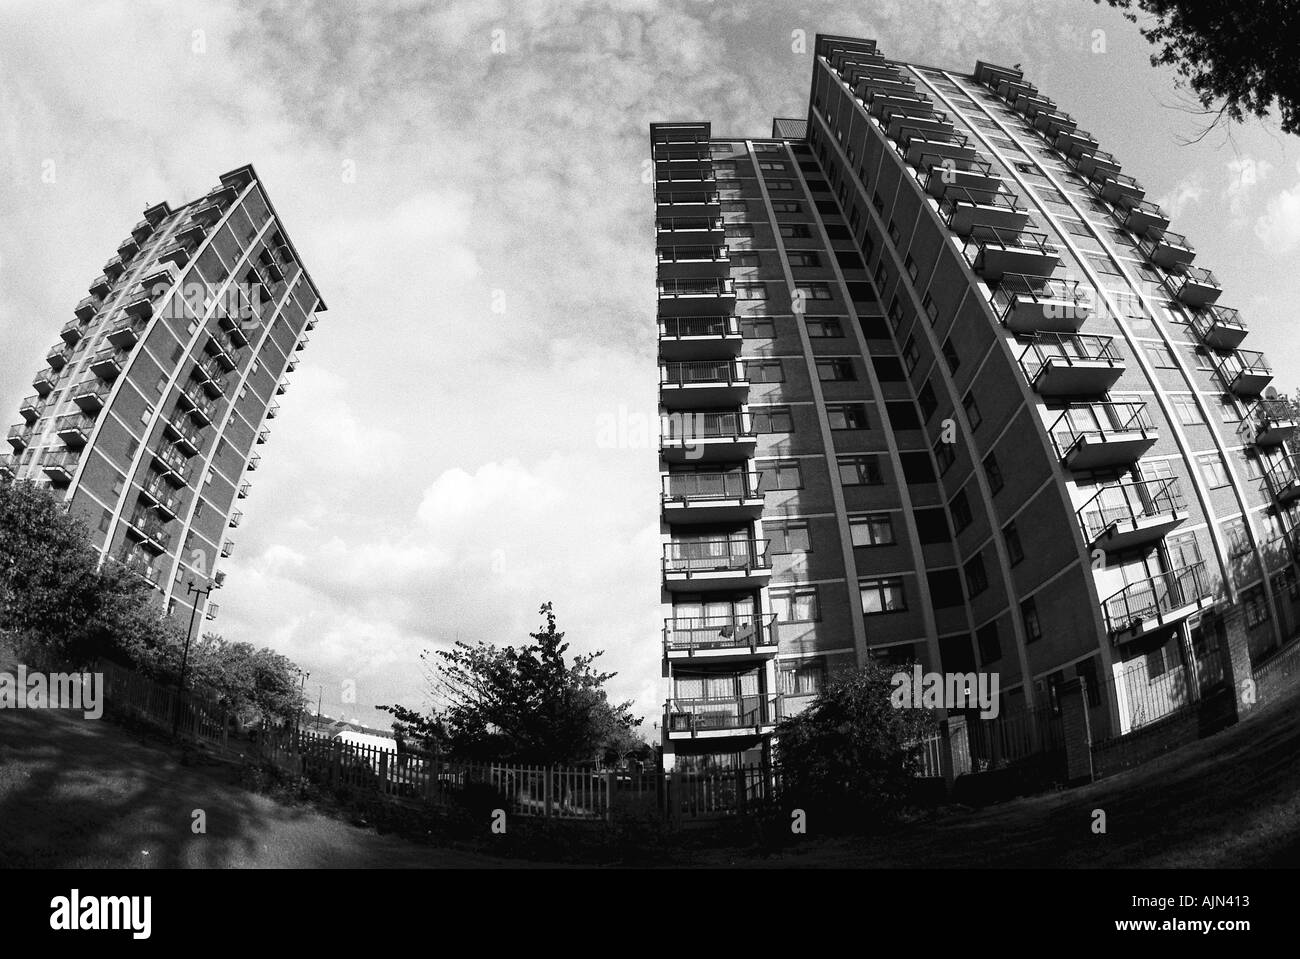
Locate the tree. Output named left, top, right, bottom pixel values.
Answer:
left=378, top=602, right=642, bottom=764
left=1097, top=1, right=1300, bottom=137
left=774, top=660, right=938, bottom=831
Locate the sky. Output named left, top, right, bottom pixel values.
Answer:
left=2, top=0, right=1298, bottom=733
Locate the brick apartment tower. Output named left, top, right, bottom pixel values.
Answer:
left=2, top=165, right=325, bottom=627
left=653, top=35, right=1300, bottom=771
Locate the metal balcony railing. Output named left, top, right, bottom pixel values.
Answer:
left=54, top=413, right=96, bottom=445
left=1217, top=349, right=1272, bottom=385
left=665, top=695, right=779, bottom=733
left=1102, top=563, right=1210, bottom=636
left=127, top=508, right=171, bottom=550
left=141, top=475, right=179, bottom=514
left=42, top=449, right=82, bottom=477
left=963, top=227, right=1057, bottom=258
left=657, top=278, right=735, bottom=299
left=1142, top=229, right=1194, bottom=257
left=656, top=190, right=721, bottom=206
left=663, top=538, right=770, bottom=574
left=72, top=381, right=112, bottom=409
left=1177, top=264, right=1219, bottom=289
left=7, top=425, right=33, bottom=450
left=662, top=471, right=762, bottom=504
left=1018, top=332, right=1121, bottom=381
left=1264, top=455, right=1300, bottom=499
left=153, top=443, right=190, bottom=479
left=663, top=614, right=778, bottom=656
left=660, top=359, right=746, bottom=388
left=660, top=411, right=754, bottom=442
left=1077, top=478, right=1186, bottom=543
left=1050, top=402, right=1154, bottom=458
left=658, top=316, right=739, bottom=340
left=918, top=153, right=995, bottom=179
left=938, top=186, right=1026, bottom=219
left=657, top=245, right=730, bottom=265
left=1189, top=305, right=1246, bottom=343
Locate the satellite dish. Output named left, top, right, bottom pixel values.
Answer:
left=1264, top=386, right=1278, bottom=399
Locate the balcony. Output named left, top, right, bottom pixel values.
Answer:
left=1241, top=398, right=1298, bottom=447
left=1014, top=92, right=1056, bottom=119
left=165, top=414, right=203, bottom=456
left=193, top=359, right=229, bottom=397
left=152, top=443, right=192, bottom=486
left=276, top=379, right=288, bottom=395
left=656, top=245, right=732, bottom=279
left=994, top=77, right=1035, bottom=101
left=886, top=111, right=952, bottom=142
left=654, top=190, right=721, bottom=217
left=1142, top=230, right=1195, bottom=269
left=660, top=411, right=756, bottom=463
left=1103, top=563, right=1213, bottom=644
left=1217, top=350, right=1273, bottom=397
left=74, top=295, right=99, bottom=321
left=55, top=413, right=96, bottom=449
left=177, top=222, right=205, bottom=247
left=1098, top=172, right=1146, bottom=207
left=125, top=509, right=171, bottom=554
left=974, top=60, right=1024, bottom=88
left=205, top=604, right=220, bottom=621
left=131, top=217, right=155, bottom=242
left=89, top=347, right=129, bottom=381
left=46, top=342, right=72, bottom=370
left=1173, top=266, right=1221, bottom=307
left=662, top=471, right=764, bottom=524
left=657, top=277, right=736, bottom=317
left=663, top=538, right=771, bottom=591
left=19, top=395, right=44, bottom=423
left=214, top=570, right=227, bottom=588
left=922, top=157, right=1002, bottom=201
left=6, top=425, right=32, bottom=453
left=296, top=335, right=308, bottom=352
left=867, top=90, right=930, bottom=121
left=88, top=274, right=111, bottom=297
left=1078, top=478, right=1188, bottom=553
left=32, top=368, right=58, bottom=396
left=103, top=255, right=126, bottom=281
left=664, top=614, right=779, bottom=662
left=158, top=243, right=190, bottom=268
left=659, top=359, right=749, bottom=409
left=72, top=382, right=112, bottom=413
left=1018, top=333, right=1124, bottom=397
left=1056, top=129, right=1100, bottom=159
left=1123, top=199, right=1170, bottom=238
left=247, top=453, right=261, bottom=471
left=41, top=450, right=81, bottom=484
left=237, top=481, right=251, bottom=499
left=178, top=385, right=217, bottom=425
left=856, top=74, right=917, bottom=101
left=106, top=317, right=147, bottom=349
left=658, top=315, right=742, bottom=361
left=963, top=228, right=1060, bottom=281
left=221, top=540, right=235, bottom=558
left=60, top=318, right=88, bottom=344
left=655, top=168, right=717, bottom=190
left=1034, top=110, right=1077, bottom=138
left=1264, top=455, right=1300, bottom=504
left=204, top=334, right=239, bottom=372
left=120, top=551, right=161, bottom=588
left=1073, top=149, right=1120, bottom=178
left=140, top=476, right=181, bottom=519
left=229, top=510, right=243, bottom=529
left=655, top=215, right=726, bottom=244
left=901, top=129, right=976, bottom=168
left=257, top=428, right=270, bottom=445
left=1189, top=305, right=1248, bottom=350
left=207, top=183, right=238, bottom=205
left=191, top=201, right=224, bottom=226
left=266, top=402, right=280, bottom=419
left=117, top=236, right=140, bottom=261
left=993, top=275, right=1091, bottom=334
left=217, top=314, right=252, bottom=347
left=664, top=695, right=779, bottom=740
left=938, top=187, right=1029, bottom=236
left=1050, top=402, right=1157, bottom=471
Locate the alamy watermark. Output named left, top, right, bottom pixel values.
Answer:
left=0, top=667, right=103, bottom=719
left=890, top=666, right=1000, bottom=720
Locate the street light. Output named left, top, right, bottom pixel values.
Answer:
left=173, top=578, right=213, bottom=736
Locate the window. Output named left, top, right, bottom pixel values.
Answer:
left=98, top=509, right=111, bottom=533
left=904, top=254, right=919, bottom=282
left=767, top=179, right=795, bottom=191
left=747, top=359, right=785, bottom=383
left=827, top=403, right=869, bottom=430
left=760, top=460, right=803, bottom=490
left=1172, top=396, right=1204, bottom=426
left=933, top=436, right=955, bottom=475
left=779, top=224, right=812, bottom=238
left=768, top=521, right=811, bottom=553
left=850, top=513, right=895, bottom=547
left=1145, top=343, right=1177, bottom=368
left=860, top=577, right=906, bottom=614
left=752, top=407, right=793, bottom=433
left=731, top=252, right=761, bottom=267
left=735, top=281, right=769, bottom=300
left=964, top=554, right=989, bottom=597
left=1243, top=584, right=1269, bottom=628
left=1004, top=521, right=1024, bottom=565
left=772, top=586, right=820, bottom=623
left=975, top=622, right=1001, bottom=664
left=838, top=455, right=883, bottom=485
left=1225, top=519, right=1251, bottom=557
left=922, top=292, right=939, bottom=325
left=902, top=335, right=920, bottom=374
left=1197, top=454, right=1231, bottom=489
left=154, top=375, right=167, bottom=395
left=950, top=488, right=973, bottom=533
left=941, top=337, right=960, bottom=374
left=795, top=283, right=834, bottom=301
left=758, top=160, right=787, bottom=171
left=962, top=392, right=982, bottom=430
left=780, top=660, right=826, bottom=696
left=140, top=405, right=153, bottom=425
left=741, top=317, right=774, bottom=338
left=806, top=317, right=843, bottom=337
left=771, top=201, right=802, bottom=213
left=816, top=358, right=855, bottom=381
left=984, top=452, right=1004, bottom=494
left=788, top=251, right=821, bottom=267
left=1021, top=597, right=1043, bottom=643
left=918, top=380, right=938, bottom=421
left=888, top=220, right=901, bottom=244
left=720, top=200, right=748, bottom=214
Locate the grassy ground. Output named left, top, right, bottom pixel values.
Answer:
left=2, top=645, right=1298, bottom=867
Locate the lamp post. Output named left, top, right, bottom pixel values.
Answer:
left=174, top=578, right=213, bottom=736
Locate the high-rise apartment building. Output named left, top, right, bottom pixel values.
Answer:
left=2, top=165, right=324, bottom=626
left=653, top=35, right=1300, bottom=770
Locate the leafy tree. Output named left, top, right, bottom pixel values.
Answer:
left=774, top=659, right=938, bottom=832
left=378, top=602, right=642, bottom=764
left=1097, top=1, right=1300, bottom=136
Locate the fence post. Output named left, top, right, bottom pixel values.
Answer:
left=939, top=715, right=969, bottom=794
left=605, top=770, right=616, bottom=822
left=1058, top=677, right=1094, bottom=784
left=330, top=739, right=342, bottom=787
left=378, top=751, right=389, bottom=795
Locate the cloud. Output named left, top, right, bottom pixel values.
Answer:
left=1224, top=155, right=1273, bottom=218
left=1253, top=165, right=1300, bottom=253
left=1156, top=174, right=1205, bottom=220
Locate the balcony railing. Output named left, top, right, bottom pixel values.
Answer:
left=7, top=425, right=33, bottom=452
left=166, top=414, right=203, bottom=454
left=662, top=471, right=762, bottom=505
left=32, top=367, right=59, bottom=395
left=655, top=216, right=724, bottom=237
left=659, top=359, right=747, bottom=388
left=1123, top=198, right=1170, bottom=237
left=1264, top=454, right=1300, bottom=503
left=657, top=277, right=735, bottom=298
left=665, top=695, right=779, bottom=734
left=19, top=395, right=44, bottom=423
left=663, top=614, right=779, bottom=657
left=1077, top=478, right=1186, bottom=545
left=54, top=413, right=96, bottom=448
left=1018, top=332, right=1123, bottom=395
left=46, top=342, right=72, bottom=370
left=1243, top=398, right=1299, bottom=446
left=60, top=318, right=87, bottom=344
left=658, top=315, right=740, bottom=341
left=1173, top=265, right=1221, bottom=307
left=1050, top=402, right=1155, bottom=464
left=89, top=347, right=129, bottom=381
left=74, top=295, right=99, bottom=320
left=663, top=538, right=770, bottom=575
left=937, top=187, right=1028, bottom=235
left=1141, top=229, right=1195, bottom=268
left=72, top=381, right=112, bottom=412
left=179, top=385, right=218, bottom=424
left=126, top=508, right=172, bottom=553
left=221, top=540, right=235, bottom=558
left=41, top=449, right=82, bottom=482
left=1217, top=349, right=1273, bottom=397
left=1189, top=305, right=1247, bottom=350
left=140, top=475, right=180, bottom=517
left=152, top=443, right=192, bottom=484
left=963, top=228, right=1060, bottom=279
left=660, top=411, right=755, bottom=444
left=1102, top=563, right=1211, bottom=639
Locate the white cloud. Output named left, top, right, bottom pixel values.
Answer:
left=1254, top=168, right=1300, bottom=253
left=1225, top=155, right=1273, bottom=217
left=1157, top=174, right=1205, bottom=220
